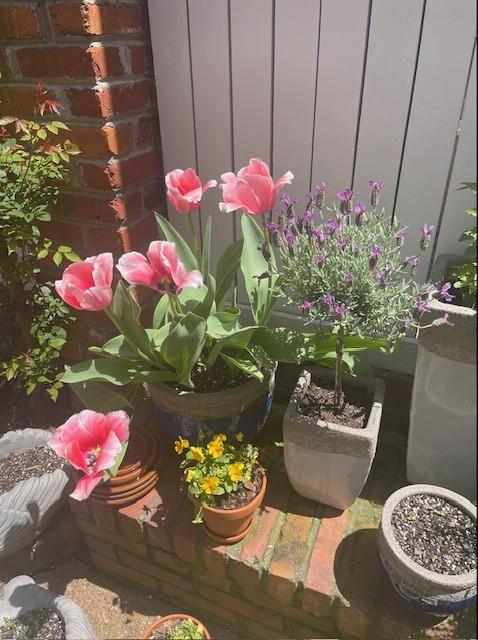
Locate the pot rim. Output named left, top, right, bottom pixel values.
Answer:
left=200, top=467, right=267, bottom=516
left=286, top=366, right=385, bottom=438
left=380, top=483, right=477, bottom=587
left=141, top=613, right=211, bottom=640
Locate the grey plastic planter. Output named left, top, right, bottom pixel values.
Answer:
left=0, top=429, right=72, bottom=558
left=283, top=366, right=385, bottom=510
left=408, top=254, right=477, bottom=500
left=0, top=575, right=95, bottom=639
left=378, top=484, right=477, bottom=616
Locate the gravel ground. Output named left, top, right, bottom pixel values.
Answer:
left=0, top=557, right=241, bottom=640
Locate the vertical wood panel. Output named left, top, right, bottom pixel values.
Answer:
left=311, top=0, right=369, bottom=206
left=434, top=47, right=477, bottom=262
left=273, top=0, right=321, bottom=201
left=230, top=0, right=273, bottom=169
left=353, top=0, right=423, bottom=212
left=394, top=0, right=477, bottom=282
left=147, top=0, right=196, bottom=246
left=188, top=0, right=235, bottom=270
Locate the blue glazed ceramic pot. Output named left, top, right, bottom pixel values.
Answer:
left=378, top=484, right=477, bottom=617
left=145, top=365, right=276, bottom=443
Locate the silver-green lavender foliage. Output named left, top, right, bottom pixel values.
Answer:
left=272, top=186, right=451, bottom=344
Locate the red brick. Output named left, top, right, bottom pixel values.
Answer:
left=66, top=125, right=109, bottom=156
left=83, top=534, right=117, bottom=560
left=61, top=193, right=114, bottom=223
left=88, top=45, right=124, bottom=79
left=76, top=517, right=148, bottom=558
left=112, top=191, right=144, bottom=223
left=98, top=80, right=155, bottom=117
left=87, top=224, right=123, bottom=253
left=129, top=43, right=153, bottom=75
left=138, top=115, right=161, bottom=146
left=143, top=180, right=166, bottom=211
left=62, top=341, right=84, bottom=362
left=90, top=551, right=157, bottom=590
left=16, top=47, right=93, bottom=79
left=152, top=546, right=191, bottom=575
left=49, top=4, right=85, bottom=37
left=107, top=149, right=162, bottom=189
left=67, top=322, right=105, bottom=347
left=103, top=122, right=134, bottom=155
left=43, top=220, right=86, bottom=248
left=66, top=88, right=101, bottom=118
left=85, top=4, right=146, bottom=36
left=116, top=487, right=162, bottom=540
left=242, top=618, right=281, bottom=640
left=0, top=85, right=49, bottom=118
left=0, top=6, right=40, bottom=39
left=118, top=549, right=194, bottom=594
left=337, top=603, right=371, bottom=639
left=302, top=507, right=349, bottom=616
left=203, top=540, right=229, bottom=580
left=119, top=214, right=157, bottom=252
left=80, top=162, right=110, bottom=190
left=171, top=499, right=201, bottom=566
left=160, top=583, right=238, bottom=626
left=89, top=500, right=117, bottom=531
left=68, top=496, right=91, bottom=520
left=0, top=50, right=10, bottom=78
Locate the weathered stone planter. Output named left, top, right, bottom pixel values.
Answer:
left=145, top=365, right=276, bottom=443
left=378, top=484, right=477, bottom=616
left=283, top=366, right=385, bottom=510
left=0, top=575, right=95, bottom=639
left=408, top=254, right=477, bottom=501
left=0, top=429, right=72, bottom=558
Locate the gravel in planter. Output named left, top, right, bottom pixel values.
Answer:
left=0, top=607, right=65, bottom=640
left=391, top=494, right=477, bottom=575
left=0, top=447, right=67, bottom=494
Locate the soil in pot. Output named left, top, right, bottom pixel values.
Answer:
left=298, top=379, right=373, bottom=429
left=0, top=446, right=66, bottom=494
left=0, top=607, right=65, bottom=640
left=213, top=465, right=262, bottom=510
left=166, top=358, right=252, bottom=393
left=148, top=618, right=206, bottom=639
left=391, top=494, right=477, bottom=575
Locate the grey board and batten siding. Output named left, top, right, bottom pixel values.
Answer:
left=148, top=0, right=476, bottom=375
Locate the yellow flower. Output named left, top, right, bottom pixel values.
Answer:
left=174, top=437, right=189, bottom=454
left=235, top=432, right=244, bottom=443
left=190, top=446, right=205, bottom=462
left=201, top=476, right=220, bottom=495
left=228, top=461, right=244, bottom=482
left=207, top=439, right=224, bottom=458
left=216, top=433, right=227, bottom=442
left=185, top=468, right=195, bottom=483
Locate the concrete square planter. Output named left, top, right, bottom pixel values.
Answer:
left=378, top=484, right=477, bottom=616
left=407, top=254, right=477, bottom=500
left=283, top=366, right=385, bottom=510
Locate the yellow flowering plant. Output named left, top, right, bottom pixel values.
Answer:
left=174, top=431, right=259, bottom=523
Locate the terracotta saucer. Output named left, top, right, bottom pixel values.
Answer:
left=201, top=517, right=254, bottom=545
left=108, top=431, right=159, bottom=486
left=92, top=467, right=159, bottom=496
left=92, top=474, right=159, bottom=506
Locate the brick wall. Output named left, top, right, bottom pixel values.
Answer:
left=0, top=0, right=166, bottom=360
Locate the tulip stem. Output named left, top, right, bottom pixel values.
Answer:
left=188, top=214, right=201, bottom=265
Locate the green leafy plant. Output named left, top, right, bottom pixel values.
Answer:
left=0, top=82, right=80, bottom=399
left=168, top=618, right=206, bottom=639
left=451, top=182, right=476, bottom=309
left=175, top=431, right=258, bottom=523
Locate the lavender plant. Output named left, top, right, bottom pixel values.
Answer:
left=271, top=182, right=453, bottom=407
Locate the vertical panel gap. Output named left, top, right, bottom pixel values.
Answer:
left=427, top=37, right=477, bottom=280
left=350, top=0, right=373, bottom=190
left=308, top=0, right=322, bottom=193
left=227, top=0, right=237, bottom=242
left=270, top=0, right=276, bottom=175
left=391, top=0, right=427, bottom=224
left=185, top=0, right=203, bottom=243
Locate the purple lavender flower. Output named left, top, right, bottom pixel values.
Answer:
left=313, top=227, right=326, bottom=245
left=376, top=265, right=392, bottom=288
left=368, top=245, right=383, bottom=268
left=440, top=281, right=455, bottom=302
left=323, top=293, right=335, bottom=309
left=266, top=222, right=280, bottom=234
left=337, top=188, right=354, bottom=215
left=300, top=300, right=315, bottom=314
left=315, top=251, right=327, bottom=266
left=442, top=312, right=454, bottom=327
left=404, top=255, right=420, bottom=273
left=338, top=235, right=351, bottom=251
left=315, top=182, right=326, bottom=209
left=334, top=303, right=347, bottom=319
left=420, top=223, right=435, bottom=250
left=284, top=229, right=296, bottom=245
left=369, top=180, right=384, bottom=207
left=280, top=193, right=298, bottom=207
left=425, top=283, right=438, bottom=295
left=354, top=200, right=366, bottom=225
left=326, top=217, right=343, bottom=236
left=344, top=272, right=354, bottom=285
left=415, top=296, right=431, bottom=314
left=394, top=227, right=407, bottom=246
left=304, top=208, right=314, bottom=222
left=403, top=314, right=413, bottom=330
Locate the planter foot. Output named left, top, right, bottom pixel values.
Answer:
left=202, top=518, right=253, bottom=545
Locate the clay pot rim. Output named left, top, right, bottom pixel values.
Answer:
left=141, top=613, right=211, bottom=640
left=118, top=427, right=157, bottom=475
left=201, top=467, right=267, bottom=516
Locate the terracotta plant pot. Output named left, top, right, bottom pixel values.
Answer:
left=142, top=613, right=211, bottom=640
left=200, top=468, right=267, bottom=544
left=89, top=427, right=163, bottom=507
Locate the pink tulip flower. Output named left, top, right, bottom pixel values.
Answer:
left=55, top=253, right=113, bottom=312
left=219, top=158, right=294, bottom=216
left=49, top=410, right=130, bottom=500
left=165, top=168, right=217, bottom=214
left=117, top=240, right=203, bottom=293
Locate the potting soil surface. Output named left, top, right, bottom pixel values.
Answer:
left=0, top=607, right=65, bottom=640
left=0, top=446, right=66, bottom=494
left=298, top=379, right=373, bottom=428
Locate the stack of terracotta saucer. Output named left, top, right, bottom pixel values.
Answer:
left=91, top=426, right=162, bottom=507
